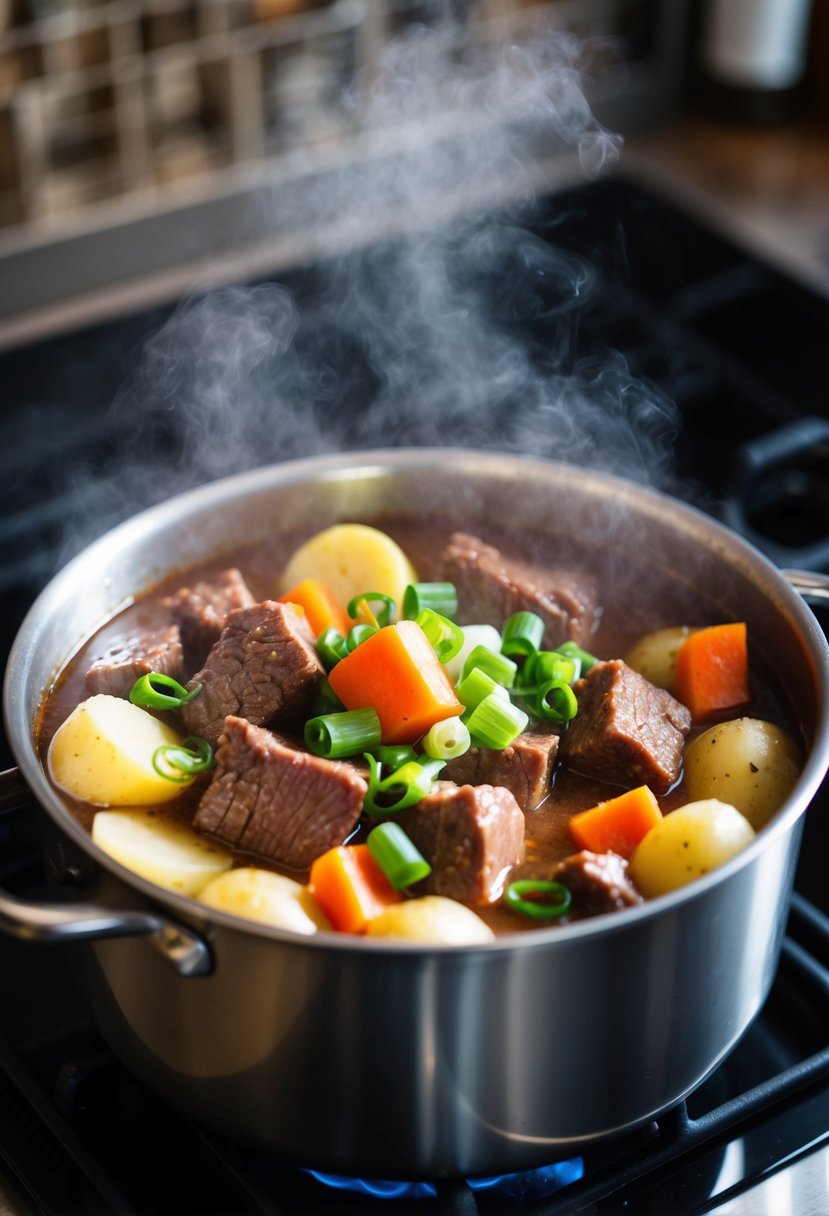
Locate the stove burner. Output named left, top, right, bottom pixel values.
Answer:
left=307, top=1156, right=585, bottom=1204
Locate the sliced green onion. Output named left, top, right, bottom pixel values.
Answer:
left=422, top=716, right=471, bottom=760
left=130, top=673, right=202, bottom=711
left=443, top=624, right=503, bottom=683
left=522, top=649, right=580, bottom=688
left=414, top=608, right=464, bottom=664
left=501, top=611, right=545, bottom=659
left=316, top=628, right=348, bottom=669
left=456, top=667, right=506, bottom=712
left=371, top=743, right=419, bottom=771
left=505, top=879, right=571, bottom=921
left=555, top=641, right=599, bottom=673
left=347, top=592, right=396, bottom=629
left=345, top=623, right=378, bottom=652
left=367, top=821, right=432, bottom=889
left=152, top=736, right=215, bottom=783
left=304, top=707, right=382, bottom=759
left=402, top=582, right=458, bottom=620
left=363, top=755, right=445, bottom=817
left=527, top=678, right=579, bottom=725
left=465, top=693, right=528, bottom=749
left=462, top=644, right=517, bottom=689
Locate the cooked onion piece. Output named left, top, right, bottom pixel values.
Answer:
left=629, top=799, right=755, bottom=897
left=683, top=717, right=800, bottom=830
left=279, top=524, right=417, bottom=615
left=199, top=867, right=331, bottom=934
left=92, top=809, right=232, bottom=895
left=48, top=694, right=196, bottom=806
left=624, top=626, right=697, bottom=693
left=365, top=896, right=495, bottom=944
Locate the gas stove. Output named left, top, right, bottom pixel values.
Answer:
left=2, top=171, right=829, bottom=1214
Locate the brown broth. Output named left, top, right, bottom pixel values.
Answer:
left=34, top=514, right=801, bottom=936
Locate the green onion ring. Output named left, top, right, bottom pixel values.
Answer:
left=505, top=879, right=571, bottom=921
left=402, top=582, right=458, bottom=620
left=414, top=608, right=464, bottom=664
left=347, top=592, right=396, bottom=629
left=304, top=707, right=382, bottom=759
left=152, top=736, right=215, bottom=783
left=129, top=672, right=202, bottom=711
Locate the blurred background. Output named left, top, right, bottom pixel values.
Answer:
left=1, top=0, right=828, bottom=336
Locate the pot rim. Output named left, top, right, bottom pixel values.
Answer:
left=5, top=447, right=829, bottom=953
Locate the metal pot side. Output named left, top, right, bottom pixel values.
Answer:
left=4, top=451, right=829, bottom=1178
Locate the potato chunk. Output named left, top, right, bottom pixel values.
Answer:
left=624, top=626, right=697, bottom=692
left=92, top=810, right=232, bottom=895
left=683, top=718, right=800, bottom=830
left=366, top=896, right=495, bottom=944
left=48, top=694, right=195, bottom=806
left=199, top=868, right=331, bottom=934
left=279, top=524, right=417, bottom=614
left=629, top=799, right=755, bottom=898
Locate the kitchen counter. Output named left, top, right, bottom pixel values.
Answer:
left=627, top=115, right=829, bottom=297
left=3, top=110, right=829, bottom=352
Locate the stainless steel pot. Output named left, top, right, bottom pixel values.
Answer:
left=3, top=450, right=829, bottom=1180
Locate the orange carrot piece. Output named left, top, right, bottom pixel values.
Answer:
left=309, top=844, right=401, bottom=934
left=279, top=577, right=350, bottom=637
left=327, top=620, right=463, bottom=744
left=569, top=785, right=663, bottom=858
left=673, top=622, right=749, bottom=720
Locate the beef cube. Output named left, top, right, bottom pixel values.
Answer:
left=441, top=728, right=559, bottom=812
left=164, top=568, right=255, bottom=670
left=551, top=850, right=643, bottom=915
left=181, top=601, right=324, bottom=746
left=397, top=781, right=524, bottom=904
left=194, top=716, right=366, bottom=869
left=84, top=625, right=184, bottom=699
left=560, top=659, right=690, bottom=794
left=438, top=532, right=598, bottom=648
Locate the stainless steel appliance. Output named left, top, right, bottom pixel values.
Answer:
left=2, top=171, right=829, bottom=1213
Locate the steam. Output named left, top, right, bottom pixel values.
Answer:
left=62, top=3, right=686, bottom=556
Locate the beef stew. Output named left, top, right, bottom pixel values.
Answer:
left=34, top=513, right=803, bottom=939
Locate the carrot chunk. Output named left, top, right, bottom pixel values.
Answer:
left=309, top=844, right=401, bottom=934
left=327, top=620, right=463, bottom=744
left=279, top=577, right=350, bottom=637
left=569, top=785, right=663, bottom=858
left=673, top=622, right=749, bottom=721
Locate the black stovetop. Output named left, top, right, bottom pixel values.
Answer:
left=2, top=171, right=829, bottom=1214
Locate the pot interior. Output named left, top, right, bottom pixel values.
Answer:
left=6, top=449, right=829, bottom=913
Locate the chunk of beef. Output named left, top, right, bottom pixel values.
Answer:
left=181, top=601, right=324, bottom=746
left=397, top=781, right=524, bottom=904
left=441, top=728, right=559, bottom=812
left=163, top=568, right=255, bottom=670
left=438, top=532, right=598, bottom=647
left=551, top=849, right=643, bottom=915
left=559, top=659, right=690, bottom=794
left=84, top=625, right=183, bottom=699
left=194, top=716, right=366, bottom=869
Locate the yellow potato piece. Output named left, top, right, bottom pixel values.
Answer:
left=624, top=626, right=698, bottom=693
left=199, top=867, right=331, bottom=934
left=366, top=896, right=495, bottom=944
left=279, top=524, right=417, bottom=615
left=683, top=717, right=800, bottom=831
left=92, top=810, right=232, bottom=896
left=629, top=799, right=755, bottom=898
left=48, top=694, right=195, bottom=807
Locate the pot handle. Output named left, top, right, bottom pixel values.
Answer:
left=0, top=768, right=211, bottom=977
left=783, top=569, right=829, bottom=603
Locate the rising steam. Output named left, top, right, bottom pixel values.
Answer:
left=65, top=2, right=683, bottom=556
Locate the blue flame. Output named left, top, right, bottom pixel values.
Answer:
left=307, top=1156, right=584, bottom=1203
left=307, top=1172, right=438, bottom=1199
